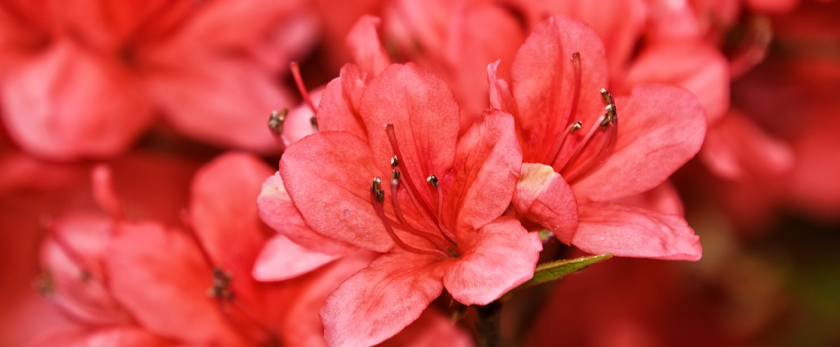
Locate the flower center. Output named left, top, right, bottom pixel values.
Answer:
left=368, top=124, right=459, bottom=258
left=550, top=52, right=618, bottom=184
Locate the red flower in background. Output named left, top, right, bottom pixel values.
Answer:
left=0, top=0, right=317, bottom=160
left=31, top=153, right=473, bottom=346
left=489, top=16, right=706, bottom=260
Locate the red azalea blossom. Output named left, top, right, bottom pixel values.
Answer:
left=488, top=15, right=706, bottom=260
left=279, top=60, right=541, bottom=346
left=32, top=153, right=472, bottom=346
left=0, top=0, right=317, bottom=160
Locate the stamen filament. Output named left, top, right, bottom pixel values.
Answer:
left=390, top=171, right=452, bottom=251
left=548, top=121, right=582, bottom=167
left=370, top=180, right=446, bottom=257
left=559, top=114, right=608, bottom=175
left=384, top=124, right=442, bottom=227
left=290, top=62, right=317, bottom=114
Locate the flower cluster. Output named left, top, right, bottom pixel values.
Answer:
left=1, top=0, right=838, bottom=346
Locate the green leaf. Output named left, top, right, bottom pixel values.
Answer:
left=527, top=254, right=612, bottom=287
left=500, top=254, right=612, bottom=301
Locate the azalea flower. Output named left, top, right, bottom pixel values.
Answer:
left=488, top=15, right=706, bottom=260
left=31, top=153, right=472, bottom=346
left=0, top=0, right=317, bottom=160
left=279, top=57, right=542, bottom=345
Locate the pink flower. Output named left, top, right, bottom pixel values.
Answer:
left=489, top=16, right=706, bottom=260
left=0, top=0, right=317, bottom=160
left=279, top=61, right=541, bottom=346
left=32, top=152, right=471, bottom=346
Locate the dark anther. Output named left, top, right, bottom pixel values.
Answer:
left=310, top=116, right=319, bottom=131
left=207, top=268, right=234, bottom=301
left=372, top=177, right=382, bottom=192
left=427, top=175, right=439, bottom=188
left=376, top=190, right=385, bottom=203
left=268, top=109, right=288, bottom=135
left=391, top=170, right=401, bottom=181
left=571, top=121, right=582, bottom=132
left=390, top=156, right=399, bottom=167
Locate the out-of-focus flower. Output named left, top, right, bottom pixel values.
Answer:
left=279, top=59, right=541, bottom=346
left=489, top=16, right=706, bottom=260
left=713, top=0, right=840, bottom=229
left=0, top=0, right=318, bottom=161
left=30, top=152, right=472, bottom=346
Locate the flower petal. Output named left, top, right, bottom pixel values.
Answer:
left=700, top=111, right=794, bottom=180
left=25, top=327, right=174, bottom=347
left=572, top=84, right=707, bottom=201
left=622, top=42, right=730, bottom=123
left=187, top=152, right=275, bottom=305
left=1, top=41, right=153, bottom=160
left=443, top=110, right=522, bottom=232
left=321, top=252, right=445, bottom=347
left=574, top=202, right=702, bottom=261
left=147, top=55, right=291, bottom=152
left=257, top=172, right=357, bottom=255
left=512, top=163, right=578, bottom=243
left=315, top=64, right=370, bottom=142
left=380, top=308, right=473, bottom=347
left=252, top=235, right=342, bottom=281
left=346, top=15, right=391, bottom=76
left=104, top=222, right=245, bottom=345
left=280, top=132, right=392, bottom=252
left=359, top=63, right=460, bottom=203
left=510, top=15, right=609, bottom=164
left=444, top=217, right=542, bottom=305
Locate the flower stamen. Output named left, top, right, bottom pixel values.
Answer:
left=290, top=62, right=316, bottom=114
left=370, top=178, right=447, bottom=257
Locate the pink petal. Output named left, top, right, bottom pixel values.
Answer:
left=515, top=0, right=648, bottom=78
left=273, top=250, right=377, bottom=346
left=320, top=252, right=445, bottom=347
left=1, top=41, right=153, bottom=160
left=359, top=63, right=460, bottom=203
left=346, top=15, right=391, bottom=76
left=188, top=152, right=276, bottom=304
left=574, top=202, right=702, bottom=261
left=512, top=163, right=578, bottom=243
left=622, top=42, right=730, bottom=123
left=253, top=235, right=342, bottom=281
left=572, top=84, right=707, bottom=201
left=104, top=222, right=245, bottom=345
left=147, top=54, right=292, bottom=152
left=700, top=112, right=794, bottom=180
left=39, top=214, right=127, bottom=326
left=380, top=308, right=473, bottom=347
left=282, top=88, right=322, bottom=145
left=257, top=172, right=357, bottom=255
left=614, top=181, right=685, bottom=217
left=440, top=4, right=526, bottom=131
left=91, top=165, right=123, bottom=219
left=280, top=132, right=393, bottom=252
left=510, top=15, right=609, bottom=164
left=315, top=64, right=370, bottom=142
left=487, top=61, right=517, bottom=114
left=443, top=110, right=522, bottom=232
left=25, top=327, right=173, bottom=347
left=189, top=153, right=274, bottom=272
left=443, top=217, right=542, bottom=305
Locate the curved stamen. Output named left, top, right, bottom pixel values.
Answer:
left=390, top=170, right=452, bottom=251
left=426, top=174, right=458, bottom=247
left=561, top=90, right=619, bottom=182
left=290, top=62, right=317, bottom=114
left=384, top=124, right=442, bottom=227
left=548, top=121, right=582, bottom=167
left=370, top=178, right=446, bottom=257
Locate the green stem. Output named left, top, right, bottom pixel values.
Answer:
left=475, top=302, right=502, bottom=347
